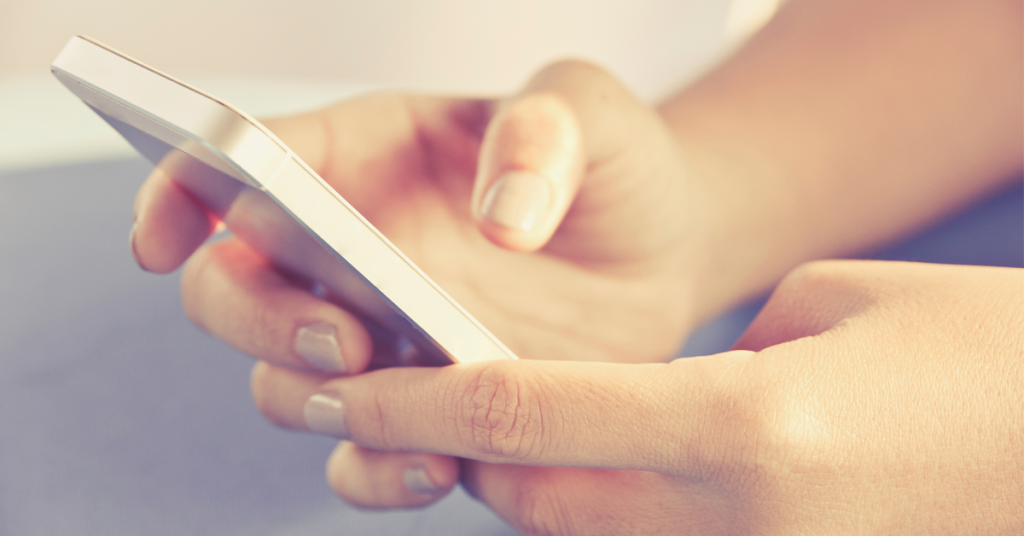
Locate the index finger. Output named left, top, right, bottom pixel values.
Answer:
left=249, top=354, right=756, bottom=474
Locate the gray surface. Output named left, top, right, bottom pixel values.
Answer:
left=1, top=157, right=1021, bottom=535
left=0, top=158, right=516, bottom=536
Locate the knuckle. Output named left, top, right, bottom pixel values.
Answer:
left=451, top=363, right=547, bottom=461
left=777, top=260, right=885, bottom=301
left=773, top=260, right=876, bottom=329
left=368, top=386, right=398, bottom=450
left=776, top=260, right=845, bottom=295
left=707, top=359, right=829, bottom=493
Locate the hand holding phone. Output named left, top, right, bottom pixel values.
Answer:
left=53, top=35, right=701, bottom=376
left=52, top=36, right=518, bottom=365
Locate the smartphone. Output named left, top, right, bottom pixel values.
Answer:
left=51, top=35, right=517, bottom=365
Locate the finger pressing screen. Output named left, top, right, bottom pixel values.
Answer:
left=473, top=92, right=584, bottom=251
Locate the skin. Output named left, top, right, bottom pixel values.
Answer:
left=129, top=0, right=1023, bottom=533
left=136, top=81, right=703, bottom=368
left=250, top=261, right=1024, bottom=534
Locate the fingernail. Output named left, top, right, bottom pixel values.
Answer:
left=304, top=391, right=350, bottom=439
left=295, top=322, right=347, bottom=373
left=480, top=171, right=553, bottom=232
left=404, top=465, right=439, bottom=495
left=129, top=222, right=151, bottom=272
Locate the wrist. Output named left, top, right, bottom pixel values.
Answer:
left=657, top=102, right=812, bottom=322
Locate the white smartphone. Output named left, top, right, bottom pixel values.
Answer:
left=51, top=35, right=517, bottom=365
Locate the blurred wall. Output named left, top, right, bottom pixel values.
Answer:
left=0, top=0, right=749, bottom=99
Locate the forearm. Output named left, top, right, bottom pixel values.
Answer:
left=660, top=0, right=1023, bottom=316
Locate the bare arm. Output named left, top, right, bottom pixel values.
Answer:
left=661, top=0, right=1023, bottom=316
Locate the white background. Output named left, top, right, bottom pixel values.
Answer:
left=0, top=0, right=778, bottom=172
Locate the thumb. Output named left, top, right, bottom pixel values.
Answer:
left=472, top=60, right=648, bottom=251
left=302, top=352, right=754, bottom=473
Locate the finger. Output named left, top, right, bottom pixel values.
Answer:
left=250, top=362, right=324, bottom=431
left=132, top=166, right=218, bottom=273
left=182, top=238, right=372, bottom=374
left=259, top=96, right=461, bottom=201
left=324, top=442, right=459, bottom=509
left=732, top=260, right=875, bottom=352
left=460, top=463, right=608, bottom=531
left=257, top=98, right=434, bottom=227
left=472, top=60, right=655, bottom=252
left=472, top=92, right=583, bottom=251
left=285, top=354, right=756, bottom=474
left=251, top=364, right=460, bottom=508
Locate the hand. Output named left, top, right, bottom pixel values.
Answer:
left=131, top=61, right=725, bottom=371
left=129, top=61, right=746, bottom=520
left=250, top=261, right=1022, bottom=534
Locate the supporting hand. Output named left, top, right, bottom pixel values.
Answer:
left=251, top=261, right=1023, bottom=534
